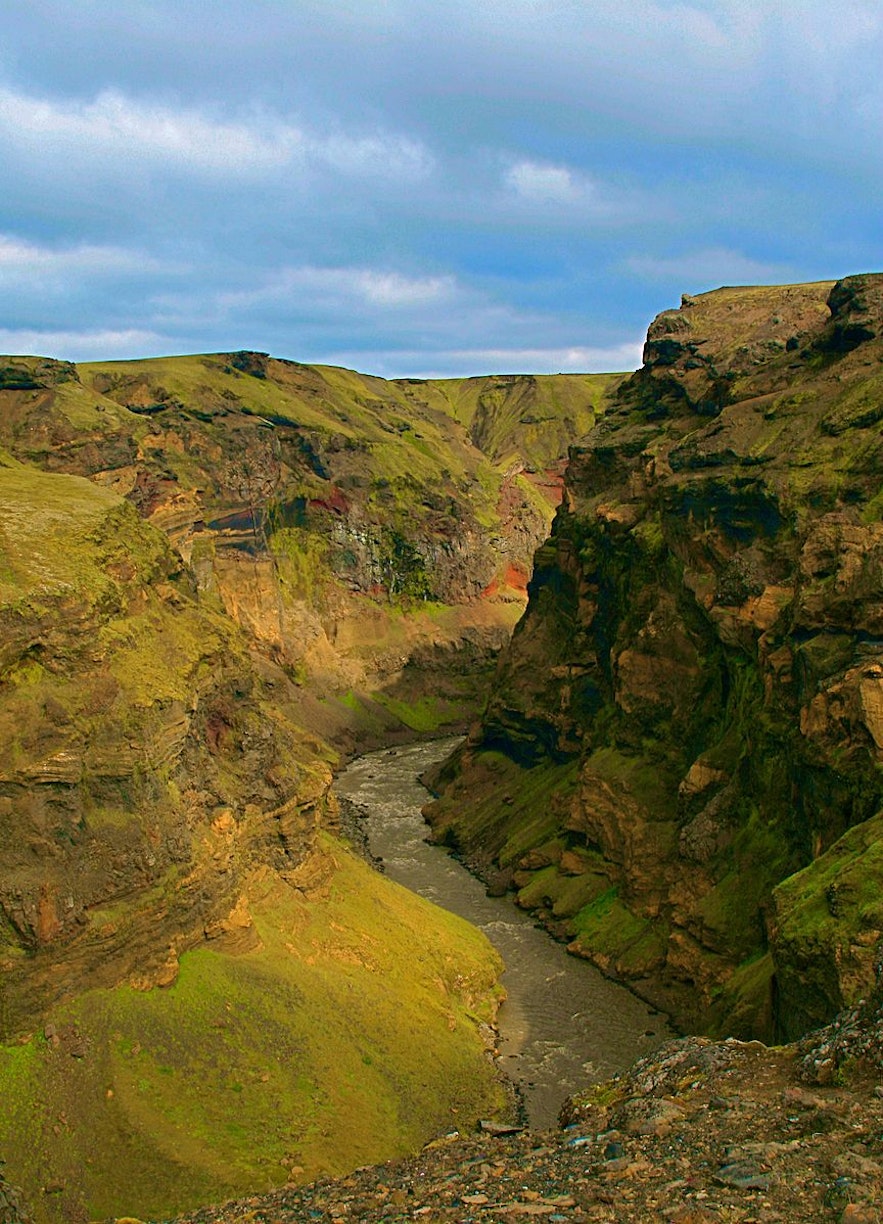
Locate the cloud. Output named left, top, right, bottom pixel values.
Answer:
left=505, top=160, right=582, bottom=204
left=0, top=326, right=166, bottom=361
left=623, top=247, right=796, bottom=288
left=0, top=87, right=286, bottom=172
left=213, top=265, right=457, bottom=317
left=0, top=233, right=170, bottom=283
left=0, top=86, right=433, bottom=181
left=0, top=2, right=880, bottom=380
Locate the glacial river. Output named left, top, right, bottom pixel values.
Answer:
left=334, top=737, right=673, bottom=1129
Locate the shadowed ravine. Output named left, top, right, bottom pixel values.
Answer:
left=335, top=738, right=673, bottom=1129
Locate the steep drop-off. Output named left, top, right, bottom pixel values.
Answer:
left=426, top=274, right=883, bottom=1041
left=0, top=358, right=620, bottom=1220
left=0, top=355, right=619, bottom=751
left=0, top=452, right=507, bottom=1220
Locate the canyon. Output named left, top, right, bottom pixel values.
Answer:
left=0, top=358, right=617, bottom=1221
left=425, top=273, right=883, bottom=1043
left=1, top=273, right=882, bottom=1222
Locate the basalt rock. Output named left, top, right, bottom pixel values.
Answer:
left=0, top=357, right=620, bottom=747
left=425, top=275, right=883, bottom=1040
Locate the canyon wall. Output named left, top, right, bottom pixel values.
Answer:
left=426, top=274, right=883, bottom=1040
left=0, top=355, right=619, bottom=750
left=0, top=357, right=614, bottom=1220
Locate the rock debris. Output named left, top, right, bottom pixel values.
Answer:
left=155, top=1034, right=883, bottom=1224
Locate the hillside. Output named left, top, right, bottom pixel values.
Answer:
left=0, top=358, right=616, bottom=1221
left=0, top=355, right=619, bottom=750
left=425, top=273, right=883, bottom=1041
left=0, top=450, right=511, bottom=1221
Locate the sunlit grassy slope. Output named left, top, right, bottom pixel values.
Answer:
left=0, top=841, right=506, bottom=1223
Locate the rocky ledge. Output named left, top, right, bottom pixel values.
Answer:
left=148, top=972, right=883, bottom=1224
left=425, top=274, right=883, bottom=1042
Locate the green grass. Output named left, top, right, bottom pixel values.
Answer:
left=567, top=886, right=667, bottom=978
left=0, top=838, right=507, bottom=1224
left=371, top=692, right=456, bottom=733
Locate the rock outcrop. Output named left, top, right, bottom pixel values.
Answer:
left=0, top=454, right=332, bottom=1035
left=0, top=357, right=619, bottom=750
left=425, top=275, right=883, bottom=1040
left=0, top=420, right=523, bottom=1218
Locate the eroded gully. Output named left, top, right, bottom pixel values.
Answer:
left=334, top=737, right=673, bottom=1130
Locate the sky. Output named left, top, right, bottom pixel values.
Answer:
left=0, top=1, right=881, bottom=378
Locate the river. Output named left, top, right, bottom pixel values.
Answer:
left=334, top=737, right=673, bottom=1129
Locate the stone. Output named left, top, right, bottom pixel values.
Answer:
left=715, top=1161, right=771, bottom=1191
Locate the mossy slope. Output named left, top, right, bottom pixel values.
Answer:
left=0, top=355, right=620, bottom=748
left=0, top=843, right=505, bottom=1224
left=426, top=274, right=883, bottom=1039
left=0, top=461, right=506, bottom=1219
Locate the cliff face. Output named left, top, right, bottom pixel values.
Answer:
left=0, top=458, right=510, bottom=1219
left=0, top=356, right=621, bottom=1220
left=0, top=356, right=619, bottom=750
left=426, top=274, right=883, bottom=1039
left=0, top=453, right=333, bottom=1032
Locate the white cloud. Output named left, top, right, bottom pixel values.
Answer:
left=623, top=247, right=795, bottom=288
left=0, top=86, right=433, bottom=181
left=500, top=158, right=627, bottom=221
left=505, top=159, right=581, bottom=204
left=217, top=265, right=457, bottom=313
left=0, top=233, right=169, bottom=284
left=0, top=87, right=285, bottom=171
left=0, top=326, right=166, bottom=361
left=314, top=131, right=433, bottom=179
left=328, top=267, right=454, bottom=307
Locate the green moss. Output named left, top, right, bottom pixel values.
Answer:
left=497, top=761, right=580, bottom=866
left=0, top=467, right=123, bottom=605
left=707, top=952, right=775, bottom=1040
left=631, top=512, right=666, bottom=558
left=0, top=839, right=506, bottom=1223
left=427, top=752, right=582, bottom=881
left=570, top=888, right=663, bottom=972
left=515, top=854, right=610, bottom=922
left=775, top=811, right=883, bottom=944
left=270, top=526, right=331, bottom=601
left=372, top=692, right=450, bottom=733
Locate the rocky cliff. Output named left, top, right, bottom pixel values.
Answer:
left=0, top=452, right=336, bottom=1023
left=425, top=274, right=883, bottom=1041
left=0, top=355, right=619, bottom=751
left=0, top=357, right=618, bottom=1221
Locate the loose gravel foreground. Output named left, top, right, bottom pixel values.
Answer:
left=157, top=1030, right=883, bottom=1224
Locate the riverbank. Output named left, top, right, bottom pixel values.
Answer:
left=334, top=740, right=671, bottom=1130
left=157, top=1024, right=883, bottom=1224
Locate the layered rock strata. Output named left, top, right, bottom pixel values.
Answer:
left=426, top=274, right=883, bottom=1039
left=0, top=455, right=333, bottom=1035
left=0, top=356, right=619, bottom=747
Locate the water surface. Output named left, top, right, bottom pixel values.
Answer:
left=335, top=737, right=672, bottom=1129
